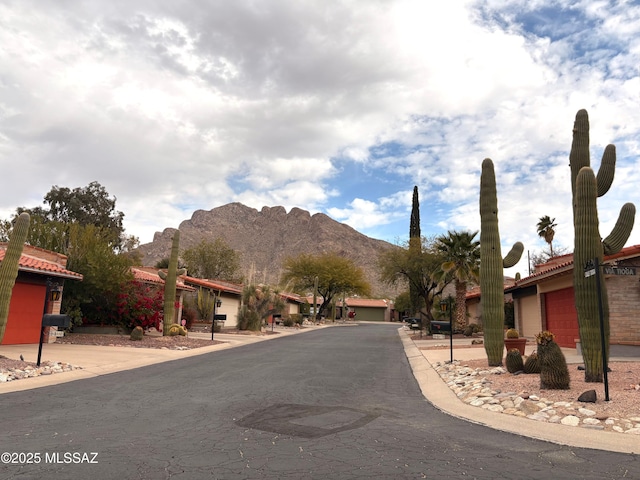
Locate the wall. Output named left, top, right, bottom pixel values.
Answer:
left=517, top=293, right=541, bottom=339
left=606, top=270, right=640, bottom=346
left=2, top=282, right=47, bottom=344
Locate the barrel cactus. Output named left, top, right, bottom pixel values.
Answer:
left=0, top=213, right=30, bottom=343
left=505, top=328, right=519, bottom=339
left=570, top=110, right=636, bottom=382
left=536, top=331, right=570, bottom=389
left=523, top=351, right=541, bottom=374
left=505, top=349, right=524, bottom=374
left=480, top=159, right=524, bottom=366
left=130, top=326, right=144, bottom=341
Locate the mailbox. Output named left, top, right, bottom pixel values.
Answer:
left=42, top=314, right=71, bottom=328
left=430, top=320, right=451, bottom=333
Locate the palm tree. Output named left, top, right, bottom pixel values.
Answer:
left=537, top=216, right=557, bottom=257
left=435, top=230, right=480, bottom=331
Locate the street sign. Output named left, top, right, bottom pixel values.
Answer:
left=603, top=266, right=637, bottom=276
left=584, top=269, right=595, bottom=278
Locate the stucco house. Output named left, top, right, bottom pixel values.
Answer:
left=342, top=297, right=392, bottom=322
left=180, top=275, right=242, bottom=328
left=505, top=244, right=640, bottom=354
left=0, top=244, right=83, bottom=345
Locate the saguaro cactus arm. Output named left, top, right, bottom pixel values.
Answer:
left=503, top=242, right=524, bottom=268
left=602, top=203, right=636, bottom=255
left=596, top=145, right=616, bottom=197
left=0, top=213, right=31, bottom=343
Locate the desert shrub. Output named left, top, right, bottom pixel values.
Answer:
left=116, top=281, right=164, bottom=331
left=282, top=317, right=294, bottom=327
left=463, top=323, right=481, bottom=336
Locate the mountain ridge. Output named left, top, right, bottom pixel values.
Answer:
left=136, top=202, right=400, bottom=297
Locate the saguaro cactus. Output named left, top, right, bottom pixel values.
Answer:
left=0, top=213, right=30, bottom=343
left=480, top=159, right=524, bottom=366
left=159, top=230, right=186, bottom=336
left=570, top=110, right=636, bottom=382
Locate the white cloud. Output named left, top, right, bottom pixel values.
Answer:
left=0, top=0, right=637, bottom=261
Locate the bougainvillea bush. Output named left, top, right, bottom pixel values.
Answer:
left=116, top=281, right=164, bottom=331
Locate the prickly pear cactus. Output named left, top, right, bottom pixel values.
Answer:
left=536, top=331, right=570, bottom=390
left=0, top=213, right=30, bottom=343
left=480, top=159, right=524, bottom=366
left=505, top=349, right=524, bottom=373
left=570, top=110, right=636, bottom=382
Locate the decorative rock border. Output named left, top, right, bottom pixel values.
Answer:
left=434, top=361, right=640, bottom=435
left=0, top=362, right=82, bottom=383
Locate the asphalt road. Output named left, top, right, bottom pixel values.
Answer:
left=1, top=324, right=638, bottom=479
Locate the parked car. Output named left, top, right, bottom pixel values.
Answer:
left=404, top=317, right=422, bottom=330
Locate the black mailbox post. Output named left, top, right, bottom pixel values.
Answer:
left=37, top=314, right=70, bottom=367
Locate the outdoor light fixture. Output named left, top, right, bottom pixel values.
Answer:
left=49, top=282, right=62, bottom=302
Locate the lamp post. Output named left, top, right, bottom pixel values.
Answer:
left=211, top=296, right=222, bottom=341
left=440, top=298, right=454, bottom=363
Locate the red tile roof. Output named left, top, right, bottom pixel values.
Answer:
left=132, top=267, right=195, bottom=291
left=342, top=298, right=390, bottom=308
left=0, top=248, right=83, bottom=280
left=509, top=243, right=640, bottom=290
left=180, top=275, right=243, bottom=295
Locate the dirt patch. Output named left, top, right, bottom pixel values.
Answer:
left=54, top=333, right=225, bottom=349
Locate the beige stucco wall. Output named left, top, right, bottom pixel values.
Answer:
left=466, top=299, right=481, bottom=325
left=216, top=294, right=240, bottom=328
left=287, top=302, right=300, bottom=316
left=517, top=293, right=541, bottom=339
left=536, top=274, right=572, bottom=293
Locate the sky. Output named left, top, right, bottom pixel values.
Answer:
left=1, top=0, right=639, bottom=278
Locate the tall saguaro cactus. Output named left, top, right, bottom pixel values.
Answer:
left=0, top=212, right=30, bottom=343
left=570, top=110, right=636, bottom=382
left=158, top=230, right=186, bottom=336
left=480, top=159, right=524, bottom=366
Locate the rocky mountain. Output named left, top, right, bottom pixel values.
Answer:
left=136, top=203, right=400, bottom=297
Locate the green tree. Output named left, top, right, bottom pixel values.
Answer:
left=182, top=238, right=242, bottom=281
left=237, top=284, right=285, bottom=331
left=378, top=237, right=447, bottom=325
left=282, top=252, right=371, bottom=318
left=435, top=230, right=480, bottom=331
left=62, top=224, right=135, bottom=326
left=408, top=186, right=422, bottom=315
left=16, top=181, right=134, bottom=252
left=536, top=215, right=557, bottom=257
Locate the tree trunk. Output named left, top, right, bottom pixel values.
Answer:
left=455, top=280, right=467, bottom=331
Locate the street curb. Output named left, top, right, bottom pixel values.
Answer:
left=398, top=327, right=638, bottom=454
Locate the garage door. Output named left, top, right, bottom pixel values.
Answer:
left=544, top=287, right=579, bottom=348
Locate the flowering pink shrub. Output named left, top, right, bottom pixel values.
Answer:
left=116, top=281, right=164, bottom=331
